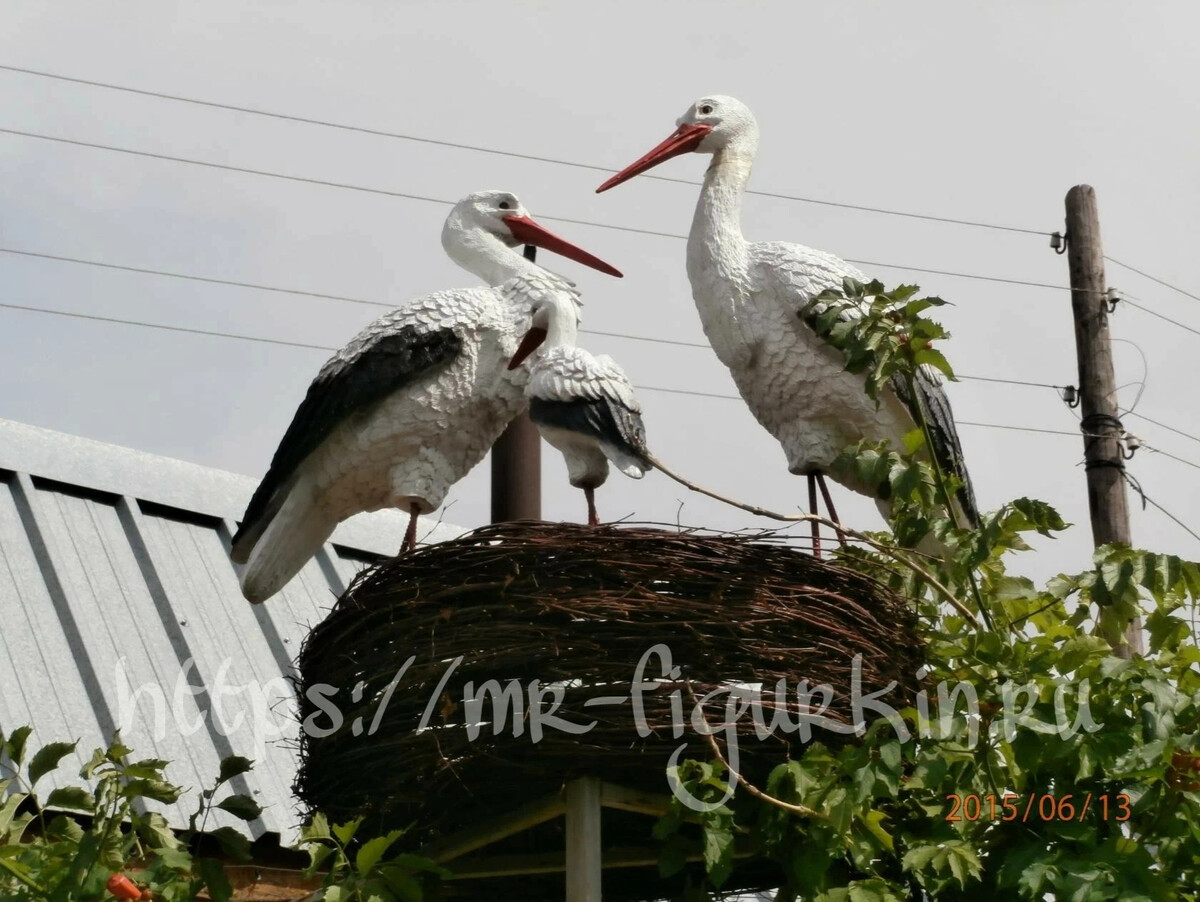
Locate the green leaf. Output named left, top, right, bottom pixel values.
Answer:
left=0, top=792, right=27, bottom=838
left=209, top=826, right=253, bottom=863
left=4, top=726, right=32, bottom=768
left=304, top=842, right=335, bottom=878
left=216, top=793, right=263, bottom=822
left=332, top=817, right=364, bottom=846
left=379, top=866, right=424, bottom=902
left=702, top=820, right=735, bottom=888
left=46, top=813, right=85, bottom=843
left=123, top=777, right=182, bottom=805
left=860, top=809, right=893, bottom=851
left=658, top=833, right=689, bottom=878
left=28, top=740, right=77, bottom=786
left=356, top=830, right=405, bottom=876
left=217, top=755, right=254, bottom=785
left=157, top=846, right=194, bottom=871
left=196, top=858, right=233, bottom=902
left=80, top=745, right=108, bottom=779
left=122, top=758, right=171, bottom=779
left=45, top=786, right=95, bottom=812
left=303, top=812, right=332, bottom=841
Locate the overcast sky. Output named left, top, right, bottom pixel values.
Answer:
left=2, top=1, right=1198, bottom=585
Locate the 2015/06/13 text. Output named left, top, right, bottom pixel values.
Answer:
left=945, top=793, right=1131, bottom=823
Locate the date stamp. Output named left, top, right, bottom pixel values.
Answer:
left=946, top=793, right=1130, bottom=823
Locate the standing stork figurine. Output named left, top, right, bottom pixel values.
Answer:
left=505, top=281, right=651, bottom=526
left=596, top=95, right=978, bottom=536
left=231, top=191, right=622, bottom=603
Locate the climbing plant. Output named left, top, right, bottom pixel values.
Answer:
left=653, top=280, right=1200, bottom=900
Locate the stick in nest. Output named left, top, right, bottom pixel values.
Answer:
left=642, top=452, right=976, bottom=626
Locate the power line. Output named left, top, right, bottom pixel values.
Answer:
left=0, top=246, right=390, bottom=309
left=1121, top=296, right=1200, bottom=339
left=0, top=127, right=1073, bottom=294
left=7, top=295, right=1200, bottom=473
left=1106, top=255, right=1200, bottom=305
left=1125, top=410, right=1200, bottom=448
left=0, top=62, right=1050, bottom=237
left=0, top=300, right=335, bottom=351
left=1143, top=445, right=1200, bottom=473
left=957, top=421, right=1078, bottom=438
left=1123, top=472, right=1200, bottom=546
left=0, top=243, right=1075, bottom=384
left=0, top=299, right=1079, bottom=423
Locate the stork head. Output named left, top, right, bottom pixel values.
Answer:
left=507, top=286, right=581, bottom=370
left=596, top=95, right=758, bottom=193
left=442, top=190, right=622, bottom=277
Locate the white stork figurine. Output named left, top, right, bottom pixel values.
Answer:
left=231, top=191, right=621, bottom=603
left=597, top=96, right=977, bottom=531
left=504, top=281, right=651, bottom=526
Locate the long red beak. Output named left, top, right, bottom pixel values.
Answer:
left=507, top=327, right=549, bottom=370
left=502, top=215, right=622, bottom=277
left=596, top=122, right=713, bottom=193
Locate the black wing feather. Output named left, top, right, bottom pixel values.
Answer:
left=890, top=369, right=979, bottom=527
left=530, top=396, right=649, bottom=465
left=231, top=325, right=461, bottom=561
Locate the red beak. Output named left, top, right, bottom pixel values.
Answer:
left=596, top=122, right=713, bottom=193
left=507, top=327, right=549, bottom=370
left=502, top=215, right=622, bottom=277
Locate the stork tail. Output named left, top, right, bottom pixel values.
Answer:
left=238, top=482, right=337, bottom=604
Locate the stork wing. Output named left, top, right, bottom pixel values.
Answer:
left=890, top=367, right=979, bottom=528
left=230, top=294, right=475, bottom=562
left=529, top=347, right=648, bottom=463
left=758, top=242, right=978, bottom=527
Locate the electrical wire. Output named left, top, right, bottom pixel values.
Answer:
left=1121, top=296, right=1200, bottom=339
left=0, top=244, right=1074, bottom=383
left=1125, top=411, right=1200, bottom=448
left=1123, top=472, right=1200, bottom=546
left=0, top=62, right=1050, bottom=237
left=0, top=127, right=1082, bottom=293
left=0, top=298, right=1091, bottom=433
left=1106, top=255, right=1200, bottom=305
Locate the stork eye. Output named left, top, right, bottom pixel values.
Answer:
left=699, top=104, right=714, bottom=115
left=499, top=201, right=511, bottom=210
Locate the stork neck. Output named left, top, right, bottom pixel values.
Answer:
left=444, top=227, right=541, bottom=287
left=691, top=146, right=754, bottom=261
left=543, top=303, right=579, bottom=350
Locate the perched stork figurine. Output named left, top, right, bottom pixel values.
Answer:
left=506, top=281, right=651, bottom=526
left=596, top=96, right=977, bottom=532
left=231, top=191, right=622, bottom=603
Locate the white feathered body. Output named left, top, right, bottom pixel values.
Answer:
left=310, top=292, right=527, bottom=515
left=527, top=345, right=649, bottom=489
left=236, top=282, right=542, bottom=602
left=687, top=237, right=918, bottom=495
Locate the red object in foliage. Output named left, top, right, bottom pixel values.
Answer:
left=106, top=873, right=143, bottom=900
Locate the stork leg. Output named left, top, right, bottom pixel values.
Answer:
left=585, top=487, right=599, bottom=527
left=815, top=472, right=848, bottom=547
left=400, top=503, right=420, bottom=554
left=807, top=473, right=822, bottom=559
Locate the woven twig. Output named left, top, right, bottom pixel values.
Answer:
left=294, top=523, right=923, bottom=850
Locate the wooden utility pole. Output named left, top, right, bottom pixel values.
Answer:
left=490, top=244, right=542, bottom=522
left=1064, top=185, right=1142, bottom=656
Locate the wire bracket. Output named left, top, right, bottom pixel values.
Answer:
left=1051, top=231, right=1068, bottom=255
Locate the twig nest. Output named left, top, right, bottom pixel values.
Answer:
left=295, top=522, right=923, bottom=843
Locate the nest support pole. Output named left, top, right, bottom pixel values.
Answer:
left=566, top=777, right=603, bottom=902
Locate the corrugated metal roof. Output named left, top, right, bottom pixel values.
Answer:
left=0, top=417, right=466, bottom=844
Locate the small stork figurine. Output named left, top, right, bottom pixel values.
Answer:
left=505, top=281, right=651, bottom=526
